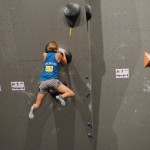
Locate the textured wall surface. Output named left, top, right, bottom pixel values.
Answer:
left=96, top=0, right=150, bottom=150
left=0, top=0, right=93, bottom=150
left=1, top=0, right=150, bottom=150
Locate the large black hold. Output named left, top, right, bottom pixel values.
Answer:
left=58, top=48, right=72, bottom=64
left=65, top=51, right=72, bottom=64
left=86, top=4, right=92, bottom=21
left=64, top=3, right=81, bottom=28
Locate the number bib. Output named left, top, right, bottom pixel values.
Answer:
left=45, top=66, right=53, bottom=72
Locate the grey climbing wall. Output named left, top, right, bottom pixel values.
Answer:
left=0, top=0, right=93, bottom=150
left=93, top=0, right=150, bottom=150
left=89, top=0, right=104, bottom=150
left=2, top=0, right=150, bottom=150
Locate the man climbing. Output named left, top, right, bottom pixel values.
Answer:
left=29, top=41, right=75, bottom=119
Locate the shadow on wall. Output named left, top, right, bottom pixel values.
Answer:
left=24, top=63, right=93, bottom=150
left=88, top=0, right=116, bottom=149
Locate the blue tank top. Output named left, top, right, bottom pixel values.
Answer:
left=40, top=52, right=60, bottom=81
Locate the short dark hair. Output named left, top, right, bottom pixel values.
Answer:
left=45, top=41, right=58, bottom=52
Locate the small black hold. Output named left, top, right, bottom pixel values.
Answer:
left=87, top=122, right=93, bottom=129
left=85, top=76, right=88, bottom=79
left=88, top=133, right=94, bottom=139
left=49, top=89, right=58, bottom=97
left=86, top=93, right=91, bottom=97
left=86, top=4, right=92, bottom=21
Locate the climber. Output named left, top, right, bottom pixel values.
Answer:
left=29, top=41, right=75, bottom=119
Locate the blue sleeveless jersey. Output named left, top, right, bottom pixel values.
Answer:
left=40, top=52, right=60, bottom=81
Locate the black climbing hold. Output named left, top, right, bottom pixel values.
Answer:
left=87, top=122, right=93, bottom=129
left=58, top=48, right=72, bottom=64
left=66, top=51, right=72, bottom=64
left=86, top=93, right=91, bottom=97
left=86, top=4, right=92, bottom=21
left=49, top=89, right=58, bottom=97
left=85, top=76, right=89, bottom=79
left=64, top=3, right=81, bottom=28
left=88, top=133, right=94, bottom=139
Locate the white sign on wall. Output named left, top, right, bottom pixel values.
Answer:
left=116, top=68, right=129, bottom=78
left=11, top=82, right=25, bottom=91
left=0, top=85, right=1, bottom=91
